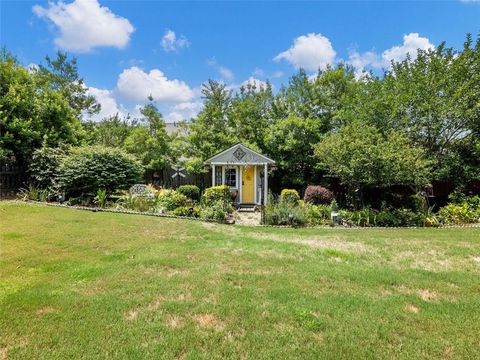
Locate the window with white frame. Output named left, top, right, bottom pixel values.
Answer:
left=224, top=167, right=237, bottom=188
left=215, top=166, right=222, bottom=186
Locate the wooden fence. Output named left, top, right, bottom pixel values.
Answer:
left=0, top=163, right=26, bottom=199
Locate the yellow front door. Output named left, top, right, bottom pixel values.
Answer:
left=242, top=166, right=254, bottom=203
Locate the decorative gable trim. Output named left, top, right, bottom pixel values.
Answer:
left=205, top=143, right=275, bottom=164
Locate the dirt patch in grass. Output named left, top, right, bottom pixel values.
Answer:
left=125, top=308, right=138, bottom=321
left=405, top=304, right=420, bottom=313
left=395, top=286, right=445, bottom=302
left=165, top=315, right=184, bottom=328
left=443, top=345, right=455, bottom=359
left=193, top=313, right=225, bottom=331
left=36, top=306, right=58, bottom=315
left=255, top=233, right=371, bottom=253
left=210, top=225, right=372, bottom=253
left=0, top=346, right=7, bottom=360
left=417, top=289, right=438, bottom=302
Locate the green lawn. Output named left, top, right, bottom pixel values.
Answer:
left=1, top=202, right=480, bottom=359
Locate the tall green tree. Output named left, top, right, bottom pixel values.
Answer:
left=0, top=51, right=83, bottom=165
left=38, top=52, right=100, bottom=118
left=314, top=122, right=431, bottom=196
left=265, top=115, right=323, bottom=187
left=186, top=80, right=236, bottom=173
left=342, top=34, right=480, bottom=184
left=124, top=100, right=170, bottom=178
left=229, top=81, right=274, bottom=151
left=84, top=114, right=135, bottom=148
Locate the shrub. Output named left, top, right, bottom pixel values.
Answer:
left=173, top=206, right=191, bottom=217
left=156, top=189, right=189, bottom=212
left=437, top=196, right=480, bottom=225
left=264, top=201, right=306, bottom=227
left=438, top=203, right=479, bottom=225
left=177, top=185, right=200, bottom=202
left=116, top=192, right=153, bottom=212
left=299, top=201, right=331, bottom=226
left=374, top=210, right=402, bottom=227
left=200, top=200, right=230, bottom=222
left=340, top=208, right=376, bottom=227
left=203, top=185, right=231, bottom=207
left=59, top=146, right=142, bottom=198
left=280, top=189, right=300, bottom=205
left=303, top=185, right=334, bottom=205
left=29, top=145, right=66, bottom=192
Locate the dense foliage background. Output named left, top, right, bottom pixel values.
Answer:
left=1, top=34, right=479, bottom=207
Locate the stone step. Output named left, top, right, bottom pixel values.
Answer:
left=238, top=204, right=256, bottom=212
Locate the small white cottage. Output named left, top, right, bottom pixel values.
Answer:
left=205, top=143, right=275, bottom=205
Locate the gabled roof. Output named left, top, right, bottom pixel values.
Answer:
left=205, top=142, right=275, bottom=165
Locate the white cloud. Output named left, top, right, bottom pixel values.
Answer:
left=218, top=66, right=234, bottom=81
left=87, top=86, right=127, bottom=121
left=348, top=33, right=434, bottom=72
left=382, top=33, right=434, bottom=64
left=116, top=66, right=194, bottom=103
left=161, top=29, right=190, bottom=52
left=33, top=0, right=134, bottom=52
left=207, top=57, right=234, bottom=81
left=348, top=50, right=382, bottom=70
left=166, top=101, right=203, bottom=122
left=241, top=77, right=268, bottom=89
left=274, top=33, right=336, bottom=71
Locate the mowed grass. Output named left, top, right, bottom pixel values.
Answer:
left=1, top=202, right=480, bottom=359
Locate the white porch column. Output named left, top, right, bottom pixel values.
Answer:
left=239, top=165, right=243, bottom=203
left=264, top=163, right=268, bottom=205
left=212, top=164, right=216, bottom=186
left=254, top=165, right=257, bottom=204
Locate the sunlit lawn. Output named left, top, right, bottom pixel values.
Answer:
left=1, top=202, right=480, bottom=359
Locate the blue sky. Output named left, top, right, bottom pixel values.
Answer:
left=1, top=0, right=479, bottom=122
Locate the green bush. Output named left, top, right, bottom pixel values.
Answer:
left=437, top=196, right=480, bottom=225
left=177, top=185, right=200, bottom=202
left=339, top=207, right=430, bottom=227
left=264, top=201, right=306, bottom=227
left=374, top=210, right=403, bottom=227
left=203, top=185, right=231, bottom=206
left=59, top=146, right=142, bottom=198
left=280, top=189, right=300, bottom=205
left=29, top=145, right=66, bottom=192
left=438, top=203, right=479, bottom=225
left=200, top=200, right=230, bottom=222
left=116, top=192, right=153, bottom=212
left=173, top=206, right=192, bottom=217
left=156, top=189, right=189, bottom=212
left=300, top=201, right=331, bottom=226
